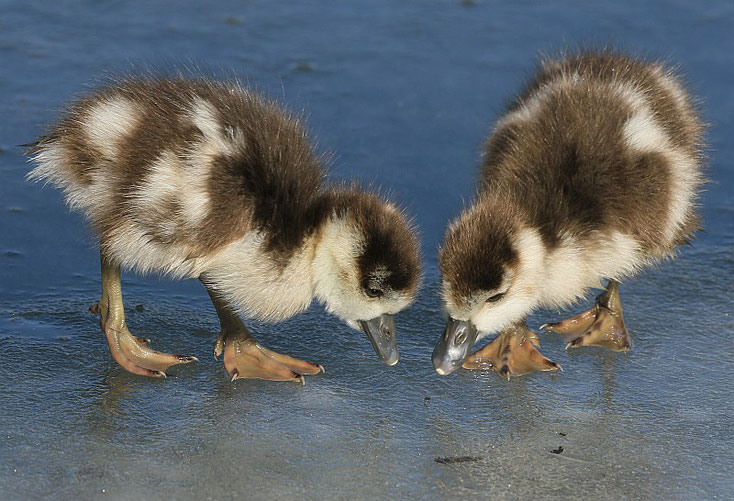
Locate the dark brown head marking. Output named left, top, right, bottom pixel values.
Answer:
left=440, top=200, right=519, bottom=305
left=327, top=188, right=421, bottom=297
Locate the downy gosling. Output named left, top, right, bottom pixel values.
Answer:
left=28, top=78, right=421, bottom=382
left=432, top=51, right=703, bottom=378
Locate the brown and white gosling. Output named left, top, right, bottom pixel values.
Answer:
left=432, top=51, right=704, bottom=378
left=28, top=78, right=421, bottom=382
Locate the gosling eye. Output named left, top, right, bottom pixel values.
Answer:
left=365, top=287, right=384, bottom=298
left=486, top=292, right=505, bottom=303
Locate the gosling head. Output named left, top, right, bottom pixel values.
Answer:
left=313, top=189, right=421, bottom=366
left=432, top=201, right=543, bottom=375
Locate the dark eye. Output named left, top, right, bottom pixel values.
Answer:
left=486, top=292, right=505, bottom=303
left=365, top=288, right=384, bottom=298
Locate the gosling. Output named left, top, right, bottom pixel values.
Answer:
left=28, top=77, right=421, bottom=382
left=432, top=51, right=703, bottom=378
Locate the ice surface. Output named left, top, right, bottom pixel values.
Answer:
left=1, top=1, right=732, bottom=499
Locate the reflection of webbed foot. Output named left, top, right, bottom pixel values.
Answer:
left=215, top=331, right=324, bottom=384
left=542, top=280, right=631, bottom=352
left=462, top=324, right=561, bottom=379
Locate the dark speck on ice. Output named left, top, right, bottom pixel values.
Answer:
left=293, top=62, right=315, bottom=73
left=224, top=16, right=243, bottom=26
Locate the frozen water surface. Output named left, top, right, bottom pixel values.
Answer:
left=1, top=1, right=733, bottom=499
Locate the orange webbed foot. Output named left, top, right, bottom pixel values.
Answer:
left=96, top=309, right=197, bottom=378
left=542, top=281, right=631, bottom=352
left=463, top=324, right=561, bottom=379
left=215, top=332, right=324, bottom=384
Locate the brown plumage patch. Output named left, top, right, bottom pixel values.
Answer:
left=192, top=86, right=325, bottom=260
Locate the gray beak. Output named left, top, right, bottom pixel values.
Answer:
left=358, top=314, right=399, bottom=366
left=432, top=317, right=478, bottom=375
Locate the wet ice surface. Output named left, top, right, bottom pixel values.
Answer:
left=1, top=1, right=733, bottom=499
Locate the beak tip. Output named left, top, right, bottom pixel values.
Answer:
left=433, top=363, right=456, bottom=376
left=360, top=314, right=399, bottom=366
